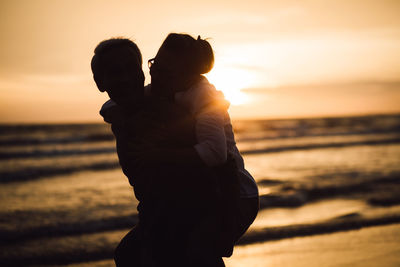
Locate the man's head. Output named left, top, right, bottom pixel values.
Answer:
left=91, top=38, right=145, bottom=107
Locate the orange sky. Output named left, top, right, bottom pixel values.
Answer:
left=0, top=0, right=400, bottom=122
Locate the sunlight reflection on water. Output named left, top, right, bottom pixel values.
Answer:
left=252, top=199, right=367, bottom=228
left=225, top=224, right=400, bottom=267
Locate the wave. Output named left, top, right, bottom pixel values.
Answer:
left=236, top=129, right=400, bottom=143
left=0, top=133, right=114, bottom=147
left=3, top=173, right=399, bottom=246
left=238, top=213, right=400, bottom=245
left=1, top=212, right=399, bottom=266
left=259, top=172, right=400, bottom=209
left=0, top=147, right=116, bottom=160
left=0, top=161, right=120, bottom=183
left=0, top=241, right=115, bottom=266
left=2, top=114, right=400, bottom=147
left=2, top=131, right=398, bottom=149
left=241, top=137, right=400, bottom=155
left=1, top=136, right=399, bottom=162
left=0, top=212, right=138, bottom=245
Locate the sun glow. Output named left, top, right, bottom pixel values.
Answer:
left=206, top=66, right=254, bottom=106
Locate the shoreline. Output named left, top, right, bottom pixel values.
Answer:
left=226, top=223, right=400, bottom=267
left=1, top=216, right=399, bottom=266
left=46, top=223, right=400, bottom=267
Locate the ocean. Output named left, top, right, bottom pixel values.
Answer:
left=1, top=114, right=400, bottom=266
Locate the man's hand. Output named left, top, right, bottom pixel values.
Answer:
left=125, top=141, right=165, bottom=168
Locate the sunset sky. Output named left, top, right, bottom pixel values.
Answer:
left=1, top=0, right=399, bottom=122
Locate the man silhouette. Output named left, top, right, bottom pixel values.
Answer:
left=91, top=38, right=225, bottom=267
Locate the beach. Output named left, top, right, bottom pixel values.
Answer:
left=1, top=114, right=400, bottom=266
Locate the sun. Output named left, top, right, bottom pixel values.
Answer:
left=205, top=66, right=253, bottom=106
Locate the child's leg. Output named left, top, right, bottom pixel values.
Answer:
left=114, top=225, right=142, bottom=267
left=234, top=196, right=259, bottom=243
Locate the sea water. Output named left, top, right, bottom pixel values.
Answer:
left=1, top=114, right=399, bottom=265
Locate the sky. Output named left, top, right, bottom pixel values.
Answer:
left=0, top=0, right=400, bottom=122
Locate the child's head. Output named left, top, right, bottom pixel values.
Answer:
left=149, top=33, right=214, bottom=96
left=91, top=38, right=145, bottom=107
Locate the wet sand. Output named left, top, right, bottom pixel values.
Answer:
left=225, top=223, right=400, bottom=267
left=61, top=223, right=400, bottom=267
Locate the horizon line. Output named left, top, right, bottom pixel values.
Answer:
left=1, top=111, right=399, bottom=125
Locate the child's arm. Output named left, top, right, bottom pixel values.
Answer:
left=160, top=83, right=229, bottom=166
left=193, top=105, right=227, bottom=166
left=127, top=106, right=227, bottom=167
left=99, top=99, right=121, bottom=123
left=128, top=79, right=229, bottom=167
left=178, top=78, right=230, bottom=166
